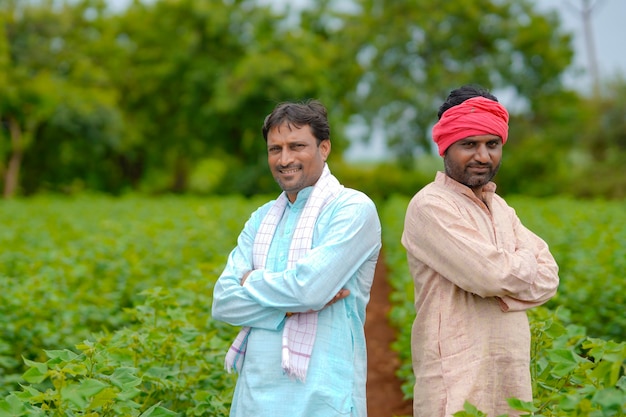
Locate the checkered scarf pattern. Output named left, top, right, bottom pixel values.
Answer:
left=224, top=164, right=343, bottom=382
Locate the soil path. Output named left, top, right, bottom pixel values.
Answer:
left=365, top=253, right=413, bottom=417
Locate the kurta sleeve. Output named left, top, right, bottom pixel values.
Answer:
left=211, top=205, right=287, bottom=330
left=498, top=211, right=559, bottom=311
left=242, top=194, right=381, bottom=312
left=402, top=191, right=559, bottom=306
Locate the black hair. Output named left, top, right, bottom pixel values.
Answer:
left=437, top=84, right=498, bottom=119
left=261, top=99, right=330, bottom=143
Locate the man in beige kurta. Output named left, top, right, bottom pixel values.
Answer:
left=402, top=85, right=559, bottom=417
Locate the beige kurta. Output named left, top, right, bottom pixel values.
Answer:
left=401, top=172, right=559, bottom=417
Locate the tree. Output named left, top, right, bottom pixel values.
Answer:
left=323, top=0, right=575, bottom=166
left=96, top=0, right=360, bottom=194
left=0, top=0, right=123, bottom=197
left=0, top=0, right=590, bottom=195
left=0, top=3, right=62, bottom=198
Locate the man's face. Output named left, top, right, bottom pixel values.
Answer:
left=443, top=134, right=502, bottom=191
left=267, top=123, right=331, bottom=202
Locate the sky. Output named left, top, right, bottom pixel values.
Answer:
left=536, top=0, right=626, bottom=92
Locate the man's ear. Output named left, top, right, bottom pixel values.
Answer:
left=320, top=139, right=331, bottom=161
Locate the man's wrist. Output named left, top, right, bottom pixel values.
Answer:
left=240, top=270, right=253, bottom=285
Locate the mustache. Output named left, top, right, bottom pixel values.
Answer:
left=467, top=162, right=492, bottom=168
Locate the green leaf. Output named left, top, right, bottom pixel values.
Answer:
left=592, top=387, right=626, bottom=411
left=452, top=401, right=488, bottom=417
left=0, top=393, right=27, bottom=415
left=139, top=403, right=178, bottom=417
left=546, top=348, right=582, bottom=376
left=109, top=367, right=141, bottom=389
left=108, top=367, right=142, bottom=401
left=559, top=393, right=584, bottom=411
left=21, top=359, right=48, bottom=384
left=60, top=379, right=108, bottom=408
left=44, top=349, right=80, bottom=362
left=507, top=397, right=536, bottom=412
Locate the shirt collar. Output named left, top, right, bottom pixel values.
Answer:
left=288, top=186, right=314, bottom=209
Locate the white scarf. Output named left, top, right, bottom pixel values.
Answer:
left=224, top=164, right=343, bottom=382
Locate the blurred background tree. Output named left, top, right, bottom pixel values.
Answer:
left=330, top=0, right=573, bottom=166
left=1, top=0, right=624, bottom=199
left=0, top=0, right=122, bottom=197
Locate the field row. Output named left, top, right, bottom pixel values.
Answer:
left=0, top=195, right=624, bottom=416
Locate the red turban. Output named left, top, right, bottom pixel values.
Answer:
left=432, top=96, right=509, bottom=156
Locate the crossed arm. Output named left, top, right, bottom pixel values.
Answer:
left=402, top=194, right=559, bottom=311
left=212, top=196, right=381, bottom=328
left=240, top=269, right=350, bottom=310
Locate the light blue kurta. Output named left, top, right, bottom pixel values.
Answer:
left=212, top=185, right=381, bottom=417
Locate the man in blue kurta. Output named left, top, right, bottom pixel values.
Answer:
left=211, top=99, right=381, bottom=417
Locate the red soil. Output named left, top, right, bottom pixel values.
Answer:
left=365, top=254, right=413, bottom=417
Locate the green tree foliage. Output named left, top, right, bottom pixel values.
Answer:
left=0, top=0, right=124, bottom=196
left=2, top=0, right=625, bottom=198
left=495, top=77, right=626, bottom=199
left=327, top=0, right=574, bottom=166
left=103, top=0, right=360, bottom=194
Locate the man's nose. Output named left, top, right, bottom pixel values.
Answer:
left=474, top=144, right=490, bottom=163
left=279, top=149, right=295, bottom=165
